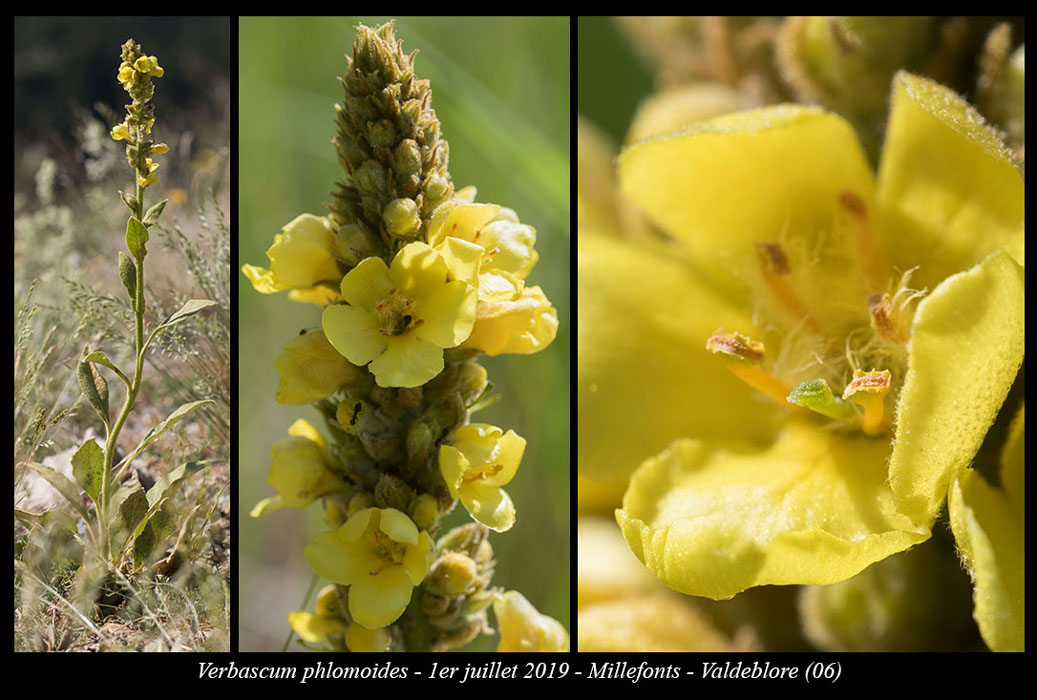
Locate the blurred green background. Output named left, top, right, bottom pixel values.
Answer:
left=578, top=18, right=652, bottom=142
left=238, top=16, right=570, bottom=651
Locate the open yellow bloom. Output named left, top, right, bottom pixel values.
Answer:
left=321, top=242, right=476, bottom=388
left=258, top=419, right=345, bottom=513
left=439, top=423, right=525, bottom=533
left=273, top=328, right=367, bottom=405
left=580, top=72, right=1024, bottom=609
left=117, top=62, right=135, bottom=84
left=304, top=507, right=434, bottom=630
left=288, top=611, right=348, bottom=645
left=110, top=122, right=130, bottom=141
left=493, top=590, right=569, bottom=652
left=459, top=285, right=558, bottom=357
left=243, top=214, right=341, bottom=295
left=427, top=193, right=539, bottom=300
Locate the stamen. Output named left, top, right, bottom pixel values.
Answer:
left=706, top=329, right=799, bottom=407
left=842, top=369, right=892, bottom=436
left=868, top=293, right=907, bottom=343
left=837, top=190, right=881, bottom=293
left=463, top=464, right=503, bottom=483
left=755, top=241, right=822, bottom=334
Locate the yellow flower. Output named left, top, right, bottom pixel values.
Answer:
left=439, top=423, right=525, bottom=532
left=257, top=419, right=345, bottom=513
left=304, top=507, right=434, bottom=630
left=427, top=192, right=539, bottom=300
left=288, top=584, right=349, bottom=647
left=144, top=157, right=159, bottom=173
left=243, top=213, right=341, bottom=295
left=321, top=242, right=477, bottom=388
left=579, top=72, right=1024, bottom=607
left=117, top=62, right=135, bottom=84
left=273, top=328, right=367, bottom=405
left=493, top=590, right=569, bottom=652
left=133, top=55, right=163, bottom=76
left=146, top=55, right=164, bottom=78
left=137, top=172, right=159, bottom=188
left=110, top=122, right=130, bottom=141
left=149, top=143, right=169, bottom=155
left=459, top=285, right=558, bottom=356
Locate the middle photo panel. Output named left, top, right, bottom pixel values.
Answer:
left=237, top=16, right=570, bottom=653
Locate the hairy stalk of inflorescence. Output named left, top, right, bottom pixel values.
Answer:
left=245, top=22, right=567, bottom=652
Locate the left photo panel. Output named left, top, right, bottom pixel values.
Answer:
left=14, top=17, right=231, bottom=651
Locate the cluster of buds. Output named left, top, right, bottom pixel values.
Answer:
left=246, top=22, right=565, bottom=652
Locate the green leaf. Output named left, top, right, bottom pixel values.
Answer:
left=118, top=488, right=149, bottom=536
left=22, top=462, right=89, bottom=522
left=157, top=299, right=219, bottom=331
left=118, top=190, right=137, bottom=213
left=142, top=199, right=168, bottom=227
left=125, top=216, right=149, bottom=260
left=71, top=439, right=105, bottom=505
left=126, top=400, right=215, bottom=465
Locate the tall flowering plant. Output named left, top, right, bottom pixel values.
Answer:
left=245, top=22, right=566, bottom=652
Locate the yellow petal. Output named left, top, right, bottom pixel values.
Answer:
left=578, top=594, right=735, bottom=652
left=322, top=304, right=386, bottom=366
left=303, top=530, right=367, bottom=585
left=368, top=333, right=444, bottom=388
left=460, top=285, right=557, bottom=356
left=616, top=419, right=929, bottom=600
left=889, top=250, right=1025, bottom=525
left=494, top=591, right=569, bottom=652
left=349, top=567, right=413, bottom=630
left=345, top=623, right=390, bottom=652
left=948, top=404, right=1024, bottom=652
left=437, top=237, right=483, bottom=287
left=338, top=256, right=392, bottom=310
left=274, top=329, right=365, bottom=405
left=378, top=507, right=418, bottom=545
left=578, top=231, right=779, bottom=496
left=390, top=242, right=449, bottom=302
left=461, top=482, right=515, bottom=533
left=242, top=264, right=284, bottom=294
left=577, top=516, right=662, bottom=610
left=288, top=611, right=346, bottom=644
left=619, top=105, right=874, bottom=296
left=414, top=280, right=477, bottom=349
left=438, top=445, right=467, bottom=500
left=577, top=116, right=621, bottom=238
left=402, top=531, right=434, bottom=586
left=876, top=72, right=1024, bottom=290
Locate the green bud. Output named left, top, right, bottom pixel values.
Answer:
left=78, top=355, right=110, bottom=428
left=382, top=197, right=420, bottom=238
left=400, top=99, right=423, bottom=128
left=437, top=522, right=488, bottom=559
left=392, top=139, right=422, bottom=176
left=426, top=551, right=479, bottom=596
left=335, top=222, right=382, bottom=268
left=347, top=492, right=373, bottom=517
left=423, top=172, right=451, bottom=205
left=456, top=362, right=489, bottom=406
left=374, top=473, right=415, bottom=512
left=410, top=493, right=440, bottom=532
left=356, top=160, right=387, bottom=198
left=118, top=252, right=137, bottom=300
left=315, top=584, right=344, bottom=618
left=142, top=198, right=167, bottom=226
left=366, top=119, right=396, bottom=148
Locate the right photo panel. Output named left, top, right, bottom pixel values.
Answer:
left=577, top=16, right=1024, bottom=652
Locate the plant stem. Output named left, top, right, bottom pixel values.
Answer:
left=98, top=181, right=148, bottom=565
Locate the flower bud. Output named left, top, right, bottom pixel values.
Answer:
left=335, top=222, right=382, bottom=267
left=366, top=118, right=396, bottom=148
left=118, top=252, right=137, bottom=301
left=356, top=160, right=387, bottom=197
left=425, top=551, right=479, bottom=596
left=393, top=138, right=421, bottom=176
left=410, top=493, right=440, bottom=532
left=382, top=197, right=420, bottom=238
left=374, top=473, right=415, bottom=512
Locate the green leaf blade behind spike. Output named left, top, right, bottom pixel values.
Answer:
left=71, top=439, right=105, bottom=505
left=125, top=216, right=149, bottom=260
